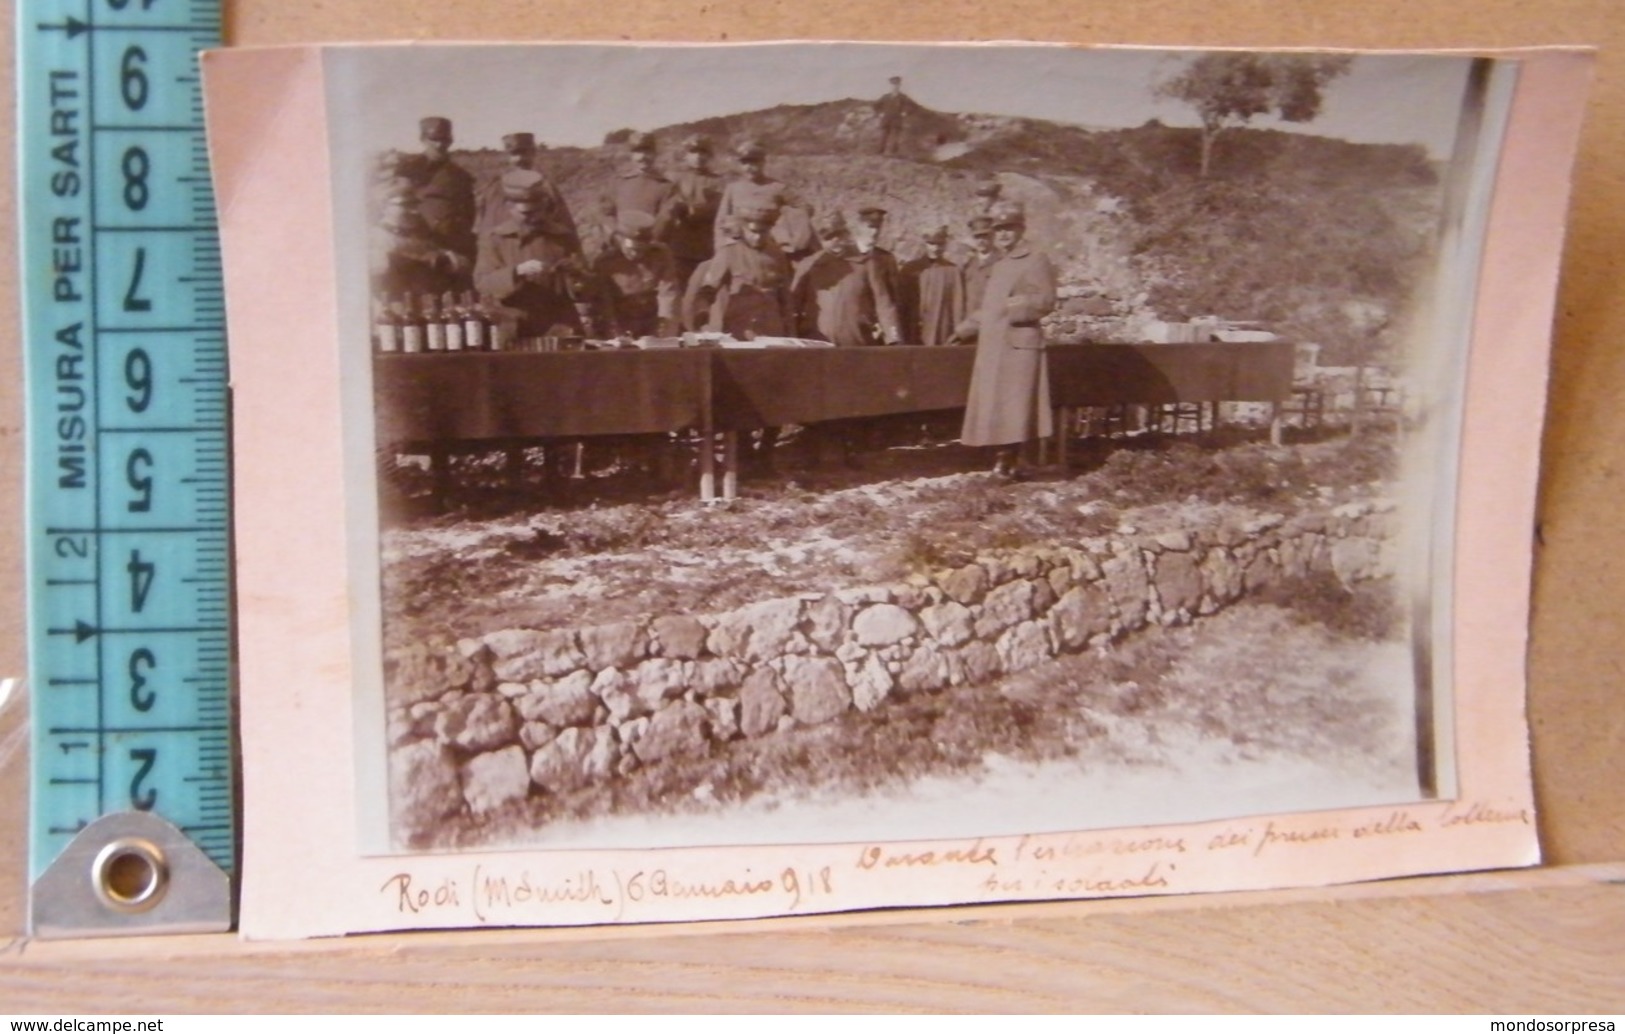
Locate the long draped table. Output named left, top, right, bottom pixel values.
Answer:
left=373, top=342, right=1296, bottom=499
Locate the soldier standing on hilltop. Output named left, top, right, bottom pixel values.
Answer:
left=667, top=134, right=725, bottom=290
left=875, top=76, right=907, bottom=156
left=394, top=116, right=477, bottom=291
left=475, top=132, right=580, bottom=254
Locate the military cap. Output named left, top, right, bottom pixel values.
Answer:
left=922, top=224, right=950, bottom=244
left=502, top=132, right=537, bottom=151
left=888, top=76, right=902, bottom=85
left=973, top=176, right=1002, bottom=198
left=617, top=210, right=658, bottom=241
left=814, top=211, right=849, bottom=238
left=682, top=133, right=713, bottom=154
left=734, top=138, right=767, bottom=161
left=626, top=131, right=657, bottom=153
left=856, top=204, right=887, bottom=220
left=419, top=116, right=453, bottom=141
left=968, top=216, right=994, bottom=238
left=988, top=199, right=1026, bottom=227
left=501, top=168, right=551, bottom=202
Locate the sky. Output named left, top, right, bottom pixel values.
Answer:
left=325, top=43, right=1475, bottom=160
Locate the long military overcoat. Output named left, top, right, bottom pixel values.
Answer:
left=899, top=256, right=964, bottom=346
left=957, top=241, right=1057, bottom=447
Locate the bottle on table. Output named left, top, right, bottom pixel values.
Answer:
left=443, top=291, right=465, bottom=352
left=422, top=293, right=445, bottom=352
left=374, top=295, right=400, bottom=353
left=400, top=294, right=425, bottom=354
left=462, top=290, right=487, bottom=352
left=480, top=293, right=512, bottom=351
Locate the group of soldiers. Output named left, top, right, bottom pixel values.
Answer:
left=371, top=114, right=1029, bottom=349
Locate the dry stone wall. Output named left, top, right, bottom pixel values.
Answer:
left=387, top=500, right=1400, bottom=840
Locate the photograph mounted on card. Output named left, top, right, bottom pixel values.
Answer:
left=202, top=42, right=1589, bottom=939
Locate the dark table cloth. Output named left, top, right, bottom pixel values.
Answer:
left=373, top=342, right=1294, bottom=443
left=374, top=349, right=711, bottom=443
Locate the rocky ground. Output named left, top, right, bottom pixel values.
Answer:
left=380, top=426, right=1396, bottom=648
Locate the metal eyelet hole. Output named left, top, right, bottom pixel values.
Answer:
left=93, top=838, right=169, bottom=913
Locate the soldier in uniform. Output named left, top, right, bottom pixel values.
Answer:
left=955, top=200, right=1057, bottom=478
left=604, top=131, right=677, bottom=243
left=371, top=175, right=466, bottom=302
left=666, top=134, right=725, bottom=290
left=694, top=205, right=793, bottom=339
left=790, top=212, right=904, bottom=463
left=475, top=132, right=580, bottom=253
left=959, top=215, right=1000, bottom=318
left=394, top=116, right=477, bottom=291
left=579, top=195, right=621, bottom=264
left=474, top=169, right=589, bottom=340
left=852, top=205, right=902, bottom=329
left=698, top=205, right=796, bottom=472
left=791, top=211, right=902, bottom=348
left=899, top=225, right=965, bottom=346
left=876, top=76, right=907, bottom=156
left=589, top=211, right=681, bottom=338
left=715, top=139, right=816, bottom=264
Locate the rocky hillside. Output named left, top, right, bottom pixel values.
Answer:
left=435, top=93, right=1443, bottom=362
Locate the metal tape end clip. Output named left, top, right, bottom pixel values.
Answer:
left=30, top=811, right=232, bottom=939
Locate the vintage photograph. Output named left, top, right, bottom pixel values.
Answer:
left=322, top=44, right=1502, bottom=854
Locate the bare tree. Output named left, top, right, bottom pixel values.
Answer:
left=1156, top=53, right=1355, bottom=177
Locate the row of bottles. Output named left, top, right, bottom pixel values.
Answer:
left=373, top=291, right=514, bottom=354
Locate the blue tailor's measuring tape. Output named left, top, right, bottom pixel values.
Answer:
left=18, top=0, right=232, bottom=937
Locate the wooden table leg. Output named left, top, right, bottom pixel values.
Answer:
left=699, top=431, right=716, bottom=503
left=1057, top=406, right=1070, bottom=471
left=1269, top=402, right=1285, bottom=446
left=698, top=346, right=716, bottom=502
